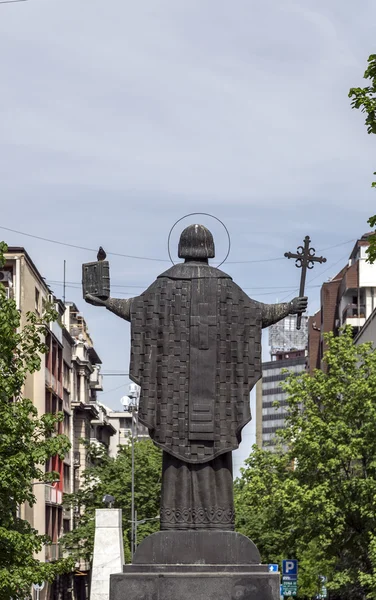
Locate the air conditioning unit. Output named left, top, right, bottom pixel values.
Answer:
left=0, top=270, right=12, bottom=283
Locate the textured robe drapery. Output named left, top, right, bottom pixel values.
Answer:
left=129, top=263, right=262, bottom=464
left=104, top=261, right=294, bottom=530
left=160, top=451, right=235, bottom=530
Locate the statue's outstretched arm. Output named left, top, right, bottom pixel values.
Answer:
left=255, top=297, right=308, bottom=329
left=85, top=294, right=134, bottom=322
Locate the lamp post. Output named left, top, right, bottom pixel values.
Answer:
left=120, top=384, right=140, bottom=561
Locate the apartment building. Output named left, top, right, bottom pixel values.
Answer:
left=62, top=303, right=115, bottom=599
left=2, top=249, right=113, bottom=600
left=106, top=408, right=149, bottom=458
left=3, top=248, right=71, bottom=598
left=308, top=233, right=376, bottom=372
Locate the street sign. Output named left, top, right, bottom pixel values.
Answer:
left=282, top=559, right=298, bottom=578
left=268, top=564, right=279, bottom=572
left=282, top=580, right=298, bottom=597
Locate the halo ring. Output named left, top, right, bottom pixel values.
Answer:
left=167, top=212, right=231, bottom=267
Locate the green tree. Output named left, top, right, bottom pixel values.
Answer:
left=0, top=242, right=72, bottom=600
left=349, top=54, right=376, bottom=263
left=235, top=327, right=376, bottom=599
left=61, top=438, right=162, bottom=565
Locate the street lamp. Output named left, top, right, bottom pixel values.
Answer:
left=120, top=384, right=140, bottom=560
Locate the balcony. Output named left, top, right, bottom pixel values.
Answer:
left=90, top=368, right=103, bottom=391
left=45, top=485, right=63, bottom=505
left=45, top=371, right=63, bottom=399
left=342, top=303, right=366, bottom=328
left=45, top=542, right=62, bottom=562
left=45, top=370, right=55, bottom=391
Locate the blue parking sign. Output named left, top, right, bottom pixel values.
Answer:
left=282, top=559, right=298, bottom=577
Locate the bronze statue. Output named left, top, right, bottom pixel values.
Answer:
left=84, top=224, right=307, bottom=531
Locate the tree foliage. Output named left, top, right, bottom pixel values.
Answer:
left=0, top=242, right=72, bottom=600
left=349, top=54, right=376, bottom=263
left=61, top=438, right=162, bottom=565
left=235, top=327, right=376, bottom=599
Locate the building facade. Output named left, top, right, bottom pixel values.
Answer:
left=62, top=303, right=115, bottom=599
left=256, top=314, right=308, bottom=451
left=2, top=249, right=113, bottom=600
left=106, top=408, right=149, bottom=458
left=308, top=233, right=376, bottom=373
left=3, top=248, right=71, bottom=598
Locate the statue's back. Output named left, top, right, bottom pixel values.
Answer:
left=129, top=263, right=262, bottom=464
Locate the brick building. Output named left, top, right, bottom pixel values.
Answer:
left=308, top=233, right=376, bottom=373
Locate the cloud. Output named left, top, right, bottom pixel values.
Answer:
left=1, top=0, right=375, bottom=204
left=1, top=0, right=376, bottom=416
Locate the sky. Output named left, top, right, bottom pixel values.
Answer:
left=1, top=0, right=376, bottom=473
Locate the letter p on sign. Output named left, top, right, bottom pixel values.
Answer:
left=282, top=559, right=298, bottom=576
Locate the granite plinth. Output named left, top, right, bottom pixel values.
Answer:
left=132, top=530, right=261, bottom=565
left=110, top=532, right=280, bottom=600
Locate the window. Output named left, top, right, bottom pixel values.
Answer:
left=35, top=288, right=40, bottom=314
left=63, top=464, right=70, bottom=493
left=63, top=519, right=70, bottom=534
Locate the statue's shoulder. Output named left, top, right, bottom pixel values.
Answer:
left=158, top=263, right=232, bottom=280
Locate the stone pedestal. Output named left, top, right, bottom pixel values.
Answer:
left=91, top=509, right=125, bottom=600
left=110, top=531, right=279, bottom=600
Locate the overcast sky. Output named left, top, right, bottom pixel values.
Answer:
left=1, top=0, right=376, bottom=473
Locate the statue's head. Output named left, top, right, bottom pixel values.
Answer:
left=178, top=224, right=215, bottom=261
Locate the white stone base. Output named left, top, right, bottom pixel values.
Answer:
left=91, top=509, right=124, bottom=600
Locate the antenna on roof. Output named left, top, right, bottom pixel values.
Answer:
left=63, top=260, right=66, bottom=304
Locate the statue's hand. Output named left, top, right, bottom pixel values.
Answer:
left=85, top=293, right=107, bottom=307
left=290, top=296, right=308, bottom=314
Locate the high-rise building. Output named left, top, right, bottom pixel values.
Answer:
left=256, top=314, right=308, bottom=451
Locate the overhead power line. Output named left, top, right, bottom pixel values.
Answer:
left=0, top=225, right=355, bottom=266
left=102, top=373, right=130, bottom=377
left=0, top=225, right=170, bottom=263
left=45, top=278, right=321, bottom=297
left=277, top=252, right=350, bottom=303
left=45, top=278, right=321, bottom=293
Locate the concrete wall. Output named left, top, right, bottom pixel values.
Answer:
left=359, top=259, right=376, bottom=288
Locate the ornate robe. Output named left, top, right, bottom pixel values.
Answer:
left=105, top=261, right=292, bottom=529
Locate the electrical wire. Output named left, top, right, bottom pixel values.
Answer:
left=0, top=225, right=170, bottom=263
left=102, top=373, right=130, bottom=377
left=0, top=224, right=356, bottom=266
left=99, top=383, right=128, bottom=395
left=45, top=278, right=326, bottom=293
left=277, top=252, right=350, bottom=303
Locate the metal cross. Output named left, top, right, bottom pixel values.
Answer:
left=284, top=236, right=327, bottom=330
